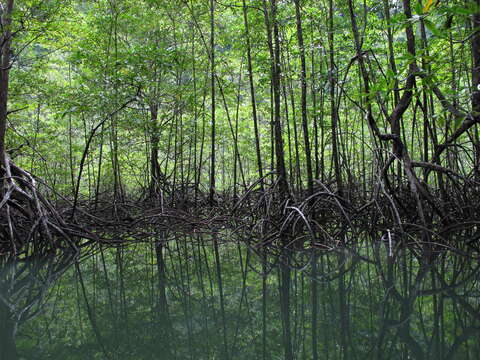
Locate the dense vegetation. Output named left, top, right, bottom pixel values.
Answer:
left=1, top=0, right=480, bottom=254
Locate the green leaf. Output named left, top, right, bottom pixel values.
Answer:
left=423, top=18, right=444, bottom=38
left=414, top=2, right=424, bottom=15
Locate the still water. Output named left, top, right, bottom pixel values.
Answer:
left=1, top=234, right=480, bottom=359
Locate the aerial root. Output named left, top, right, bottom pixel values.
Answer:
left=1, top=149, right=480, bottom=258
left=0, top=154, right=78, bottom=255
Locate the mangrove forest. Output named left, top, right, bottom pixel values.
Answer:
left=1, top=0, right=480, bottom=358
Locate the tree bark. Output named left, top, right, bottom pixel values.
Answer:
left=149, top=103, right=162, bottom=196
left=472, top=0, right=480, bottom=175
left=0, top=0, right=14, bottom=169
left=242, top=0, right=264, bottom=190
left=473, top=0, right=480, bottom=123
left=209, top=0, right=216, bottom=205
left=270, top=0, right=288, bottom=197
left=328, top=0, right=343, bottom=195
left=294, top=0, right=314, bottom=196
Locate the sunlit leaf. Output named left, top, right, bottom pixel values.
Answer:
left=423, top=0, right=435, bottom=13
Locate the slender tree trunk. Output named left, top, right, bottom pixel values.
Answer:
left=310, top=27, right=321, bottom=180
left=191, top=26, right=199, bottom=202
left=270, top=0, right=288, bottom=197
left=149, top=104, right=162, bottom=196
left=294, top=0, right=314, bottom=196
left=283, top=81, right=295, bottom=185
left=328, top=0, right=343, bottom=195
left=319, top=58, right=326, bottom=182
left=285, top=51, right=301, bottom=189
left=383, top=0, right=399, bottom=106
left=262, top=0, right=276, bottom=185
left=242, top=0, right=264, bottom=190
left=472, top=0, right=480, bottom=175
left=0, top=0, right=14, bottom=170
left=110, top=6, right=123, bottom=202
left=383, top=0, right=402, bottom=182
left=209, top=0, right=216, bottom=205
left=473, top=1, right=480, bottom=122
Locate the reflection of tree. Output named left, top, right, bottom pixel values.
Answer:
left=0, top=300, right=17, bottom=360
left=0, top=252, right=77, bottom=360
left=279, top=242, right=480, bottom=359
left=278, top=245, right=293, bottom=360
left=9, top=236, right=480, bottom=359
left=154, top=232, right=172, bottom=357
left=370, top=246, right=480, bottom=360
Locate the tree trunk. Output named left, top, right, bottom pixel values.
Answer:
left=242, top=0, right=264, bottom=190
left=473, top=1, right=480, bottom=122
left=270, top=0, right=288, bottom=197
left=209, top=0, right=216, bottom=205
left=149, top=104, right=162, bottom=196
left=294, top=0, right=314, bottom=196
left=472, top=0, right=480, bottom=175
left=328, top=0, right=343, bottom=195
left=0, top=0, right=14, bottom=170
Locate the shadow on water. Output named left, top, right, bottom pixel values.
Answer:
left=1, top=233, right=480, bottom=359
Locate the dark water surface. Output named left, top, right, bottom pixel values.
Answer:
left=1, top=234, right=480, bottom=359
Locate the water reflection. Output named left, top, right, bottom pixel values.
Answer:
left=1, top=234, right=480, bottom=359
left=0, top=252, right=77, bottom=360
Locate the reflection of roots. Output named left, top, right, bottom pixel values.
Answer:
left=0, top=156, right=77, bottom=255
left=0, top=250, right=77, bottom=350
